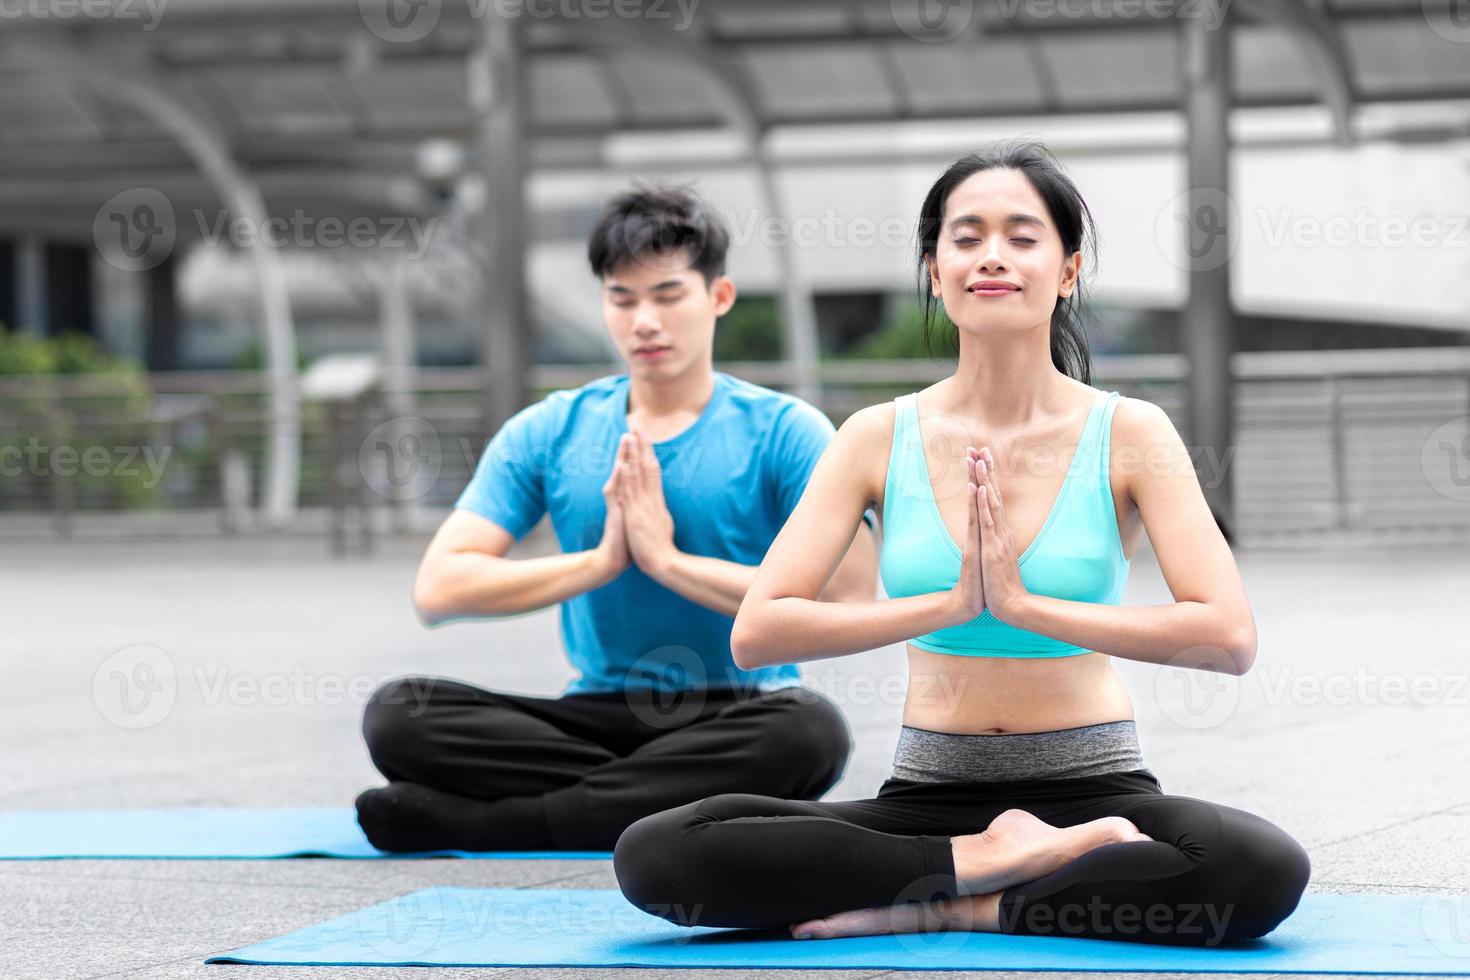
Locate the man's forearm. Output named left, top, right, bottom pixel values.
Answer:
left=645, top=525, right=877, bottom=619
left=417, top=549, right=617, bottom=625
left=645, top=550, right=753, bottom=618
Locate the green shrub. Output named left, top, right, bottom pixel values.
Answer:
left=843, top=302, right=952, bottom=361
left=0, top=326, right=162, bottom=510
left=714, top=296, right=782, bottom=362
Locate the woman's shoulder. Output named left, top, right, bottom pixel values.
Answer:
left=1106, top=392, right=1190, bottom=501
left=1108, top=391, right=1179, bottom=448
left=832, top=398, right=900, bottom=449
left=827, top=401, right=901, bottom=512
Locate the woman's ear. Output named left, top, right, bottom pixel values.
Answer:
left=1058, top=251, right=1081, bottom=299
left=926, top=255, right=942, bottom=297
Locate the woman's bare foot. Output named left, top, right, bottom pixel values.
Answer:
left=791, top=893, right=1002, bottom=940
left=787, top=809, right=1150, bottom=942
left=952, top=808, right=1151, bottom=895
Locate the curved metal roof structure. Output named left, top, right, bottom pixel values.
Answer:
left=2, top=0, right=1466, bottom=528
left=2, top=1, right=1466, bottom=212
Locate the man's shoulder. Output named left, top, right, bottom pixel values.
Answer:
left=715, top=372, right=830, bottom=431
left=552, top=372, right=627, bottom=406
left=515, top=372, right=626, bottom=427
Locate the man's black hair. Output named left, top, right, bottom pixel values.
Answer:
left=587, top=184, right=730, bottom=285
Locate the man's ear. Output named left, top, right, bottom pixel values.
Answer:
left=1059, top=251, right=1081, bottom=299
left=711, top=274, right=737, bottom=316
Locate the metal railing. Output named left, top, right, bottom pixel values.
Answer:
left=2, top=347, right=1468, bottom=545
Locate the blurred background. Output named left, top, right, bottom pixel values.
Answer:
left=1, top=0, right=1468, bottom=550
left=5, top=11, right=1470, bottom=968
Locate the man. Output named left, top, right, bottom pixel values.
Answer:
left=355, top=185, right=877, bottom=853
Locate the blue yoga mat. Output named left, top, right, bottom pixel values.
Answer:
left=207, top=887, right=1470, bottom=973
left=0, top=808, right=609, bottom=860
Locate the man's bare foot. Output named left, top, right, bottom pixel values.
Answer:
left=791, top=893, right=1001, bottom=940
left=951, top=808, right=1151, bottom=895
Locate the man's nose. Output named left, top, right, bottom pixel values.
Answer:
left=632, top=305, right=661, bottom=332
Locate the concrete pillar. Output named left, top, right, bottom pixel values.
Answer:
left=0, top=39, right=303, bottom=527
left=1182, top=13, right=1237, bottom=539
left=145, top=253, right=180, bottom=371
left=44, top=243, right=95, bottom=337
left=754, top=164, right=822, bottom=407
left=0, top=238, right=15, bottom=333
left=472, top=13, right=532, bottom=435
left=378, top=253, right=420, bottom=530
left=16, top=235, right=46, bottom=335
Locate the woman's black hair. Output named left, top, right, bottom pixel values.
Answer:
left=916, top=138, right=1096, bottom=384
left=587, top=183, right=730, bottom=285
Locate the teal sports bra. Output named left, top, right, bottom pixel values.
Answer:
left=879, top=388, right=1131, bottom=658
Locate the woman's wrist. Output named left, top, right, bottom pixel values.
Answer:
left=937, top=588, right=981, bottom=629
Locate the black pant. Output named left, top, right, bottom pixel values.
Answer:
left=613, top=769, right=1311, bottom=946
left=358, top=677, right=852, bottom=851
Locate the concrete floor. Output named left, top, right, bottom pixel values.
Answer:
left=3, top=530, right=1467, bottom=979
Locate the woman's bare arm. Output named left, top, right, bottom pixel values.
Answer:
left=1002, top=397, right=1258, bottom=674
left=731, top=405, right=967, bottom=669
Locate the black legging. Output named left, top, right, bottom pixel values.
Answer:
left=613, top=769, right=1311, bottom=947
left=358, top=678, right=852, bottom=851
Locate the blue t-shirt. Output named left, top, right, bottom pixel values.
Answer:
left=455, top=371, right=858, bottom=697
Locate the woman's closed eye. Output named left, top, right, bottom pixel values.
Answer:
left=952, top=237, right=1038, bottom=246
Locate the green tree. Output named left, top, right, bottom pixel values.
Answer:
left=0, top=327, right=160, bottom=510
left=713, top=295, right=781, bottom=361
left=843, top=301, right=954, bottom=360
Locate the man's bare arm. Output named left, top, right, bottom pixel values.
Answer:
left=642, top=523, right=877, bottom=618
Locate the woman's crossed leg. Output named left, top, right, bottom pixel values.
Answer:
left=613, top=775, right=1310, bottom=947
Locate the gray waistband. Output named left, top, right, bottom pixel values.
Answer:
left=891, top=720, right=1146, bottom=783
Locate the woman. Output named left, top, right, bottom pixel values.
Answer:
left=611, top=140, right=1310, bottom=947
